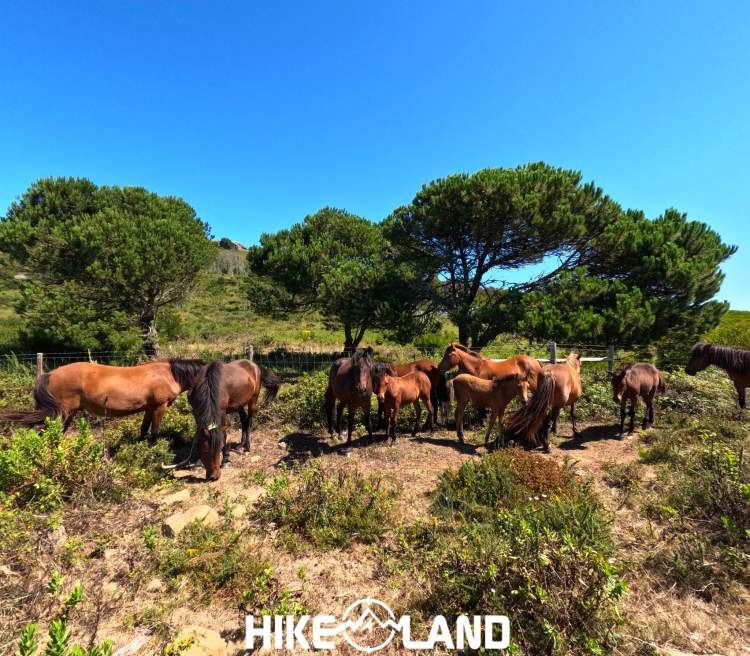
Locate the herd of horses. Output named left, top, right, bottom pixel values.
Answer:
left=1, top=341, right=748, bottom=481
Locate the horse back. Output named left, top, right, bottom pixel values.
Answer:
left=222, top=360, right=260, bottom=407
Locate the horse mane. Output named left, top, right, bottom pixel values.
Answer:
left=168, top=358, right=205, bottom=389
left=611, top=362, right=633, bottom=380
left=370, top=361, right=395, bottom=385
left=450, top=343, right=472, bottom=353
left=692, top=342, right=750, bottom=373
left=350, top=348, right=374, bottom=368
left=188, top=362, right=224, bottom=455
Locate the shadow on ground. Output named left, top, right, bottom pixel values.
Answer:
left=557, top=424, right=624, bottom=450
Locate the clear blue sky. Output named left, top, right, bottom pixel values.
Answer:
left=1, top=1, right=748, bottom=307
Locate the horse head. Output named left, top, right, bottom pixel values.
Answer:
left=565, top=352, right=582, bottom=372
left=608, top=364, right=632, bottom=403
left=350, top=347, right=374, bottom=395
left=685, top=342, right=710, bottom=375
left=438, top=343, right=463, bottom=373
left=198, top=421, right=225, bottom=481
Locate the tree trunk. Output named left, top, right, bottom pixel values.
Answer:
left=343, top=324, right=354, bottom=353
left=141, top=313, right=160, bottom=358
left=458, top=322, right=469, bottom=347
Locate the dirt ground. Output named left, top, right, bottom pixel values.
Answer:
left=4, top=418, right=749, bottom=656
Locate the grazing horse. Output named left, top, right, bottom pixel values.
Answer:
left=506, top=353, right=582, bottom=452
left=374, top=371, right=433, bottom=443
left=451, top=373, right=530, bottom=448
left=686, top=342, right=750, bottom=410
left=437, top=343, right=542, bottom=391
left=325, top=347, right=375, bottom=449
left=0, top=358, right=204, bottom=439
left=185, top=360, right=280, bottom=481
left=610, top=362, right=666, bottom=435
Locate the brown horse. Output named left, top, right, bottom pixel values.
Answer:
left=437, top=343, right=542, bottom=390
left=393, top=359, right=450, bottom=424
left=451, top=373, right=530, bottom=448
left=374, top=370, right=433, bottom=443
left=184, top=360, right=280, bottom=481
left=325, top=347, right=375, bottom=449
left=686, top=342, right=750, bottom=410
left=610, top=362, right=666, bottom=435
left=506, top=352, right=582, bottom=452
left=0, top=358, right=204, bottom=439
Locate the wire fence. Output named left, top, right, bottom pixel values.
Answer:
left=0, top=341, right=620, bottom=381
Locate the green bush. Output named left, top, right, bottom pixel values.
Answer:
left=640, top=425, right=750, bottom=598
left=254, top=459, right=399, bottom=548
left=15, top=574, right=112, bottom=656
left=256, top=370, right=330, bottom=430
left=0, top=419, right=117, bottom=513
left=396, top=451, right=624, bottom=655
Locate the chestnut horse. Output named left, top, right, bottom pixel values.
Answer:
left=610, top=362, right=665, bottom=435
left=506, top=353, right=582, bottom=452
left=0, top=358, right=204, bottom=439
left=686, top=342, right=750, bottom=410
left=437, top=343, right=542, bottom=391
left=184, top=359, right=280, bottom=481
left=451, top=373, right=530, bottom=448
left=325, top=347, right=375, bottom=449
left=374, top=370, right=433, bottom=443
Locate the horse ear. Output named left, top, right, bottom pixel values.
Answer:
left=607, top=371, right=615, bottom=378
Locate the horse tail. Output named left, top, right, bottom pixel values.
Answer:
left=657, top=373, right=666, bottom=394
left=259, top=365, right=281, bottom=402
left=435, top=370, right=451, bottom=404
left=506, top=371, right=555, bottom=448
left=0, top=373, right=65, bottom=426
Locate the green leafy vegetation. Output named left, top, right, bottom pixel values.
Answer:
left=392, top=451, right=624, bottom=655
left=254, top=460, right=399, bottom=549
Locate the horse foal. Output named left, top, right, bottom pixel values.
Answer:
left=451, top=373, right=529, bottom=448
left=375, top=371, right=433, bottom=444
left=610, top=362, right=665, bottom=435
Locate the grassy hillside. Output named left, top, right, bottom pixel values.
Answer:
left=705, top=309, right=750, bottom=349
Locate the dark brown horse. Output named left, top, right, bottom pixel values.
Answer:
left=0, top=358, right=204, bottom=439
left=686, top=342, right=750, bottom=410
left=325, top=347, right=374, bottom=449
left=437, top=343, right=543, bottom=390
left=374, top=370, right=433, bottom=443
left=506, top=353, right=583, bottom=452
left=610, top=362, right=665, bottom=435
left=183, top=360, right=280, bottom=481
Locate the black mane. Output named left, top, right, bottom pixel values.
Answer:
left=350, top=347, right=374, bottom=368
left=692, top=342, right=750, bottom=373
left=370, top=361, right=395, bottom=386
left=188, top=362, right=224, bottom=454
left=169, top=358, right=205, bottom=389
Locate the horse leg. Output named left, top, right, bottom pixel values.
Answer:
left=139, top=411, right=153, bottom=440
left=239, top=407, right=250, bottom=451
left=570, top=403, right=579, bottom=436
left=495, top=407, right=507, bottom=450
left=412, top=401, right=420, bottom=437
left=391, top=401, right=401, bottom=445
left=325, top=387, right=335, bottom=435
left=430, top=387, right=438, bottom=426
left=364, top=405, right=373, bottom=444
left=484, top=407, right=498, bottom=446
left=377, top=399, right=385, bottom=431
left=619, top=398, right=627, bottom=437
left=336, top=401, right=345, bottom=439
left=347, top=404, right=355, bottom=446
left=541, top=413, right=552, bottom=453
left=643, top=392, right=654, bottom=430
left=735, top=381, right=746, bottom=411
left=628, top=398, right=637, bottom=434
left=424, top=395, right=434, bottom=435
left=455, top=399, right=465, bottom=443
left=150, top=402, right=168, bottom=441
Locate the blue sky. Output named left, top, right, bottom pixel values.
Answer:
left=1, top=1, right=748, bottom=307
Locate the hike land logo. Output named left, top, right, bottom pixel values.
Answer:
left=246, top=597, right=510, bottom=652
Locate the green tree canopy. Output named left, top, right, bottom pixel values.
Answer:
left=247, top=207, right=434, bottom=349
left=0, top=177, right=214, bottom=355
left=386, top=162, right=735, bottom=349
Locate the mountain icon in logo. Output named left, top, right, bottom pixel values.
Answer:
left=340, top=598, right=400, bottom=653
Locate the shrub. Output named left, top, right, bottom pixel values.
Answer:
left=395, top=451, right=624, bottom=655
left=254, top=459, right=399, bottom=548
left=15, top=574, right=112, bottom=656
left=641, top=426, right=750, bottom=598
left=0, top=419, right=117, bottom=512
left=256, top=370, right=329, bottom=429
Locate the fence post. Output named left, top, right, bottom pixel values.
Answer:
left=607, top=345, right=615, bottom=372
left=246, top=345, right=254, bottom=362
left=36, top=352, right=44, bottom=378
left=548, top=342, right=557, bottom=364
